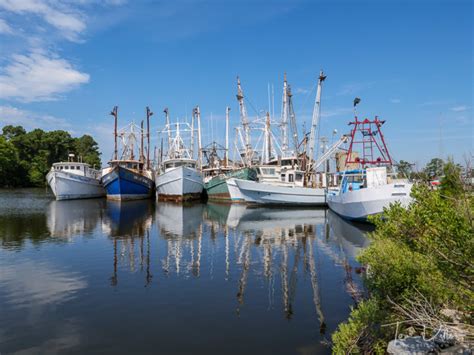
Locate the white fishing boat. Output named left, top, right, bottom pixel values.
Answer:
left=326, top=113, right=413, bottom=221
left=230, top=72, right=349, bottom=206
left=156, top=158, right=203, bottom=201
left=234, top=165, right=326, bottom=205
left=155, top=107, right=203, bottom=201
left=327, top=167, right=412, bottom=221
left=46, top=155, right=105, bottom=200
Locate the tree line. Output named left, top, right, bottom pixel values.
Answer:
left=0, top=125, right=102, bottom=187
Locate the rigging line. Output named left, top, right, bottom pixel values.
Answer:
left=245, top=96, right=263, bottom=119
left=295, top=81, right=318, bottom=120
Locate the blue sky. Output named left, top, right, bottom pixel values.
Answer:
left=0, top=0, right=472, bottom=168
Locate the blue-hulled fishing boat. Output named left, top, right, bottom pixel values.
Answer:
left=102, top=106, right=155, bottom=200
left=102, top=160, right=154, bottom=200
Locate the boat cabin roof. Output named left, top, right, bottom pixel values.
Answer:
left=163, top=158, right=196, bottom=164
left=108, top=159, right=142, bottom=164
left=53, top=162, right=90, bottom=167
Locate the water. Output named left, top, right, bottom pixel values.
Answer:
left=0, top=189, right=372, bottom=354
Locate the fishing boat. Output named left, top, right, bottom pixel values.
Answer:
left=155, top=107, right=203, bottom=201
left=201, top=107, right=258, bottom=201
left=327, top=114, right=413, bottom=221
left=46, top=154, right=105, bottom=200
left=232, top=71, right=347, bottom=206
left=205, top=167, right=257, bottom=201
left=101, top=106, right=155, bottom=200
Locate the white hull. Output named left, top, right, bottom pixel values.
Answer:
left=156, top=166, right=203, bottom=200
left=227, top=178, right=246, bottom=202
left=47, top=171, right=105, bottom=200
left=234, top=179, right=326, bottom=205
left=327, top=182, right=413, bottom=221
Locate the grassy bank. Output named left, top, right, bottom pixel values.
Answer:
left=332, top=162, right=473, bottom=353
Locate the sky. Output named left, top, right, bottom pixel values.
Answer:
left=0, top=0, right=472, bottom=169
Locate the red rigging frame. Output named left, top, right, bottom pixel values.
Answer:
left=345, top=116, right=393, bottom=167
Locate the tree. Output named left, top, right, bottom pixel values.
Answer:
left=440, top=159, right=464, bottom=198
left=397, top=160, right=413, bottom=178
left=2, top=125, right=26, bottom=141
left=0, top=125, right=103, bottom=187
left=424, top=158, right=444, bottom=179
left=0, top=136, right=20, bottom=187
left=74, top=134, right=101, bottom=168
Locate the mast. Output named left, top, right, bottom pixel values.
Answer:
left=110, top=106, right=118, bottom=160
left=264, top=112, right=271, bottom=163
left=146, top=106, right=153, bottom=169
left=140, top=120, right=144, bottom=164
left=164, top=108, right=172, bottom=154
left=281, top=73, right=289, bottom=157
left=236, top=77, right=251, bottom=165
left=307, top=71, right=327, bottom=170
left=287, top=84, right=299, bottom=154
left=191, top=108, right=195, bottom=158
left=225, top=106, right=230, bottom=167
left=195, top=106, right=202, bottom=168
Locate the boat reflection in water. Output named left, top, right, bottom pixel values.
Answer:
left=1, top=188, right=375, bottom=354
left=47, top=199, right=106, bottom=238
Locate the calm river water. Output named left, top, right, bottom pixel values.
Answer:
left=0, top=189, right=372, bottom=354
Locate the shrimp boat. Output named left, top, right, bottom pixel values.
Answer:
left=327, top=114, right=413, bottom=221
left=47, top=154, right=105, bottom=200
left=201, top=108, right=258, bottom=201
left=101, top=106, right=155, bottom=200
left=155, top=107, right=203, bottom=201
left=232, top=71, right=346, bottom=205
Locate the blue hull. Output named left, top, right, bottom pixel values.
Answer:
left=102, top=166, right=154, bottom=200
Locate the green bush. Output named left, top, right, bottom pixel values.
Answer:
left=332, top=182, right=473, bottom=353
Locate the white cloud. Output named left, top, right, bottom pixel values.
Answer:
left=451, top=105, right=469, bottom=112
left=0, top=18, right=13, bottom=34
left=321, top=107, right=353, bottom=118
left=337, top=82, right=375, bottom=96
left=0, top=0, right=86, bottom=41
left=294, top=87, right=310, bottom=95
left=390, top=98, right=401, bottom=104
left=0, top=259, right=87, bottom=307
left=0, top=52, right=90, bottom=102
left=0, top=105, right=70, bottom=129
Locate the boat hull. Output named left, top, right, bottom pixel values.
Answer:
left=234, top=179, right=326, bottom=206
left=227, top=178, right=246, bottom=202
left=47, top=171, right=105, bottom=200
left=205, top=168, right=257, bottom=201
left=102, top=166, right=154, bottom=201
left=327, top=182, right=413, bottom=221
left=156, top=166, right=203, bottom=202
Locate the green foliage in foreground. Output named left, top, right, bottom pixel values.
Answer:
left=0, top=125, right=102, bottom=187
left=332, top=181, right=473, bottom=353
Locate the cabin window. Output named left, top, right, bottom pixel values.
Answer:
left=60, top=166, right=63, bottom=170
left=281, top=174, right=286, bottom=182
left=295, top=173, right=303, bottom=182
left=76, top=166, right=81, bottom=170
left=289, top=174, right=294, bottom=182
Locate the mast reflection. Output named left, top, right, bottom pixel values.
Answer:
left=105, top=200, right=155, bottom=287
